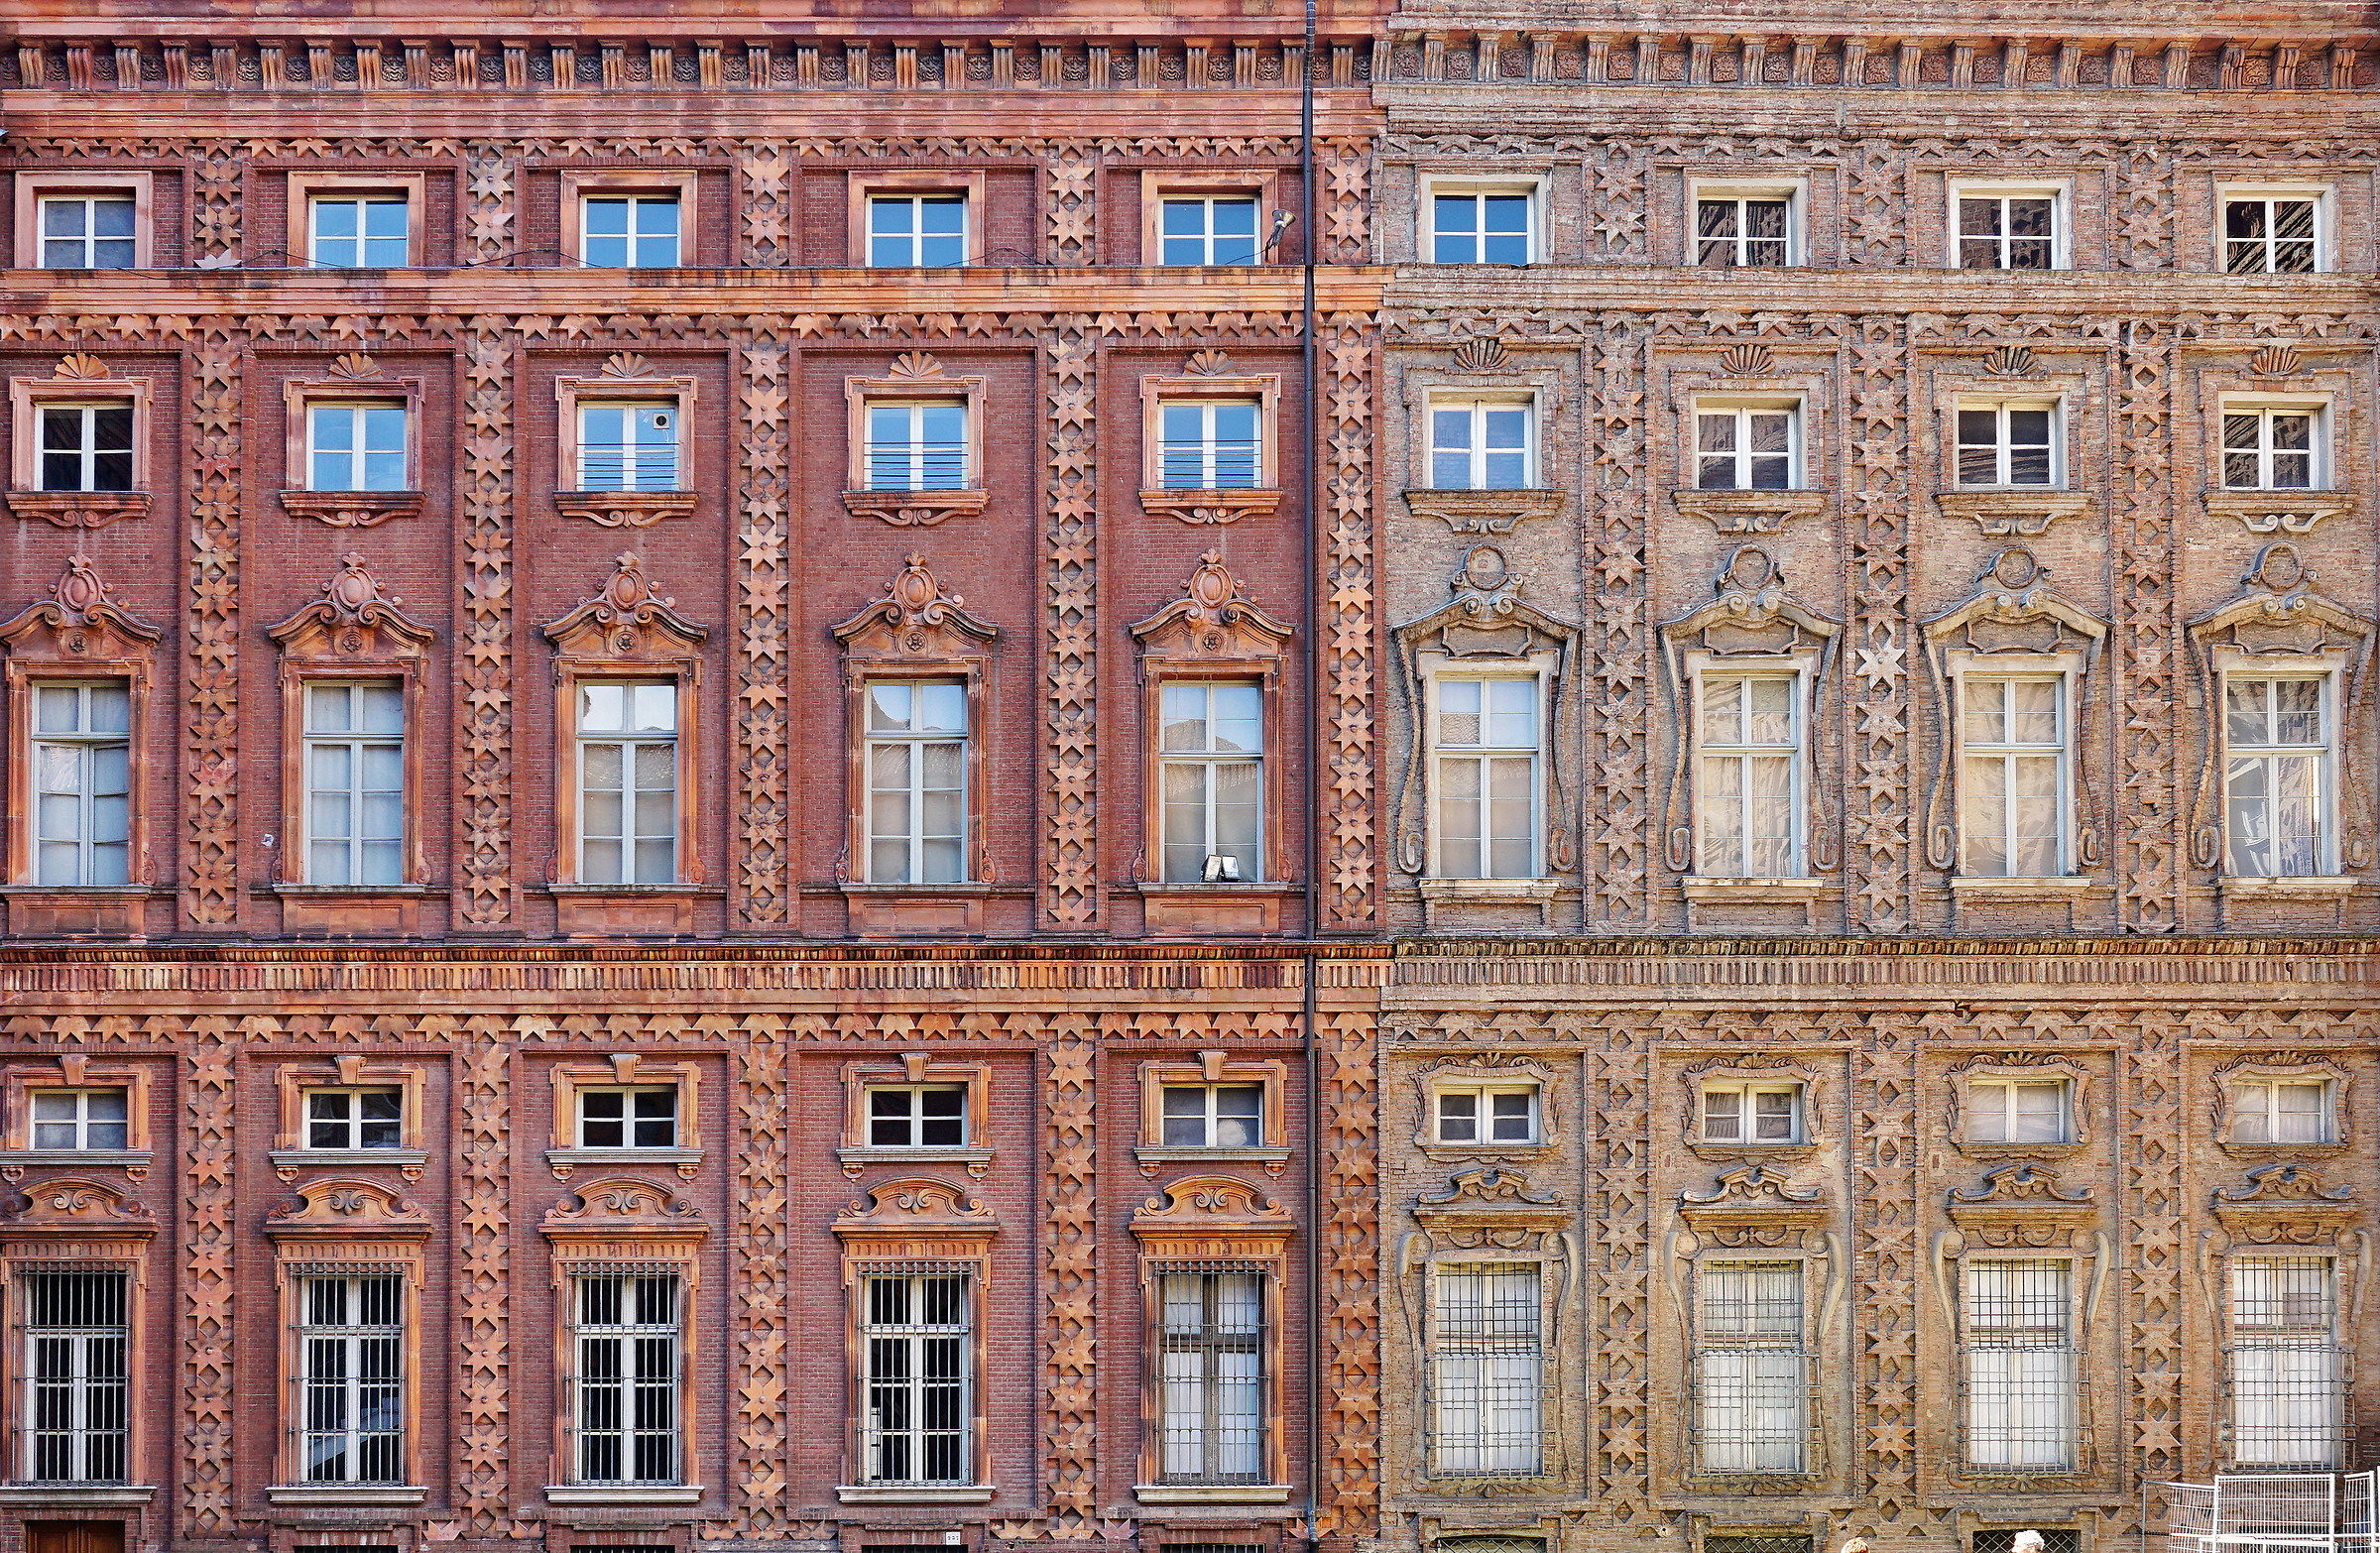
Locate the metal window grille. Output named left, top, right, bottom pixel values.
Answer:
left=867, top=1085, right=967, bottom=1147
left=2223, top=411, right=2319, bottom=491
left=576, top=681, right=678, bottom=885
left=1697, top=672, right=1804, bottom=878
left=1428, top=400, right=1533, bottom=490
left=2225, top=198, right=2320, bottom=275
left=1975, top=1530, right=2082, bottom=1553
left=570, top=1545, right=673, bottom=1553
left=575, top=402, right=679, bottom=491
left=1429, top=1262, right=1542, bottom=1476
left=20, top=1271, right=128, bottom=1484
left=1157, top=680, right=1264, bottom=884
left=1695, top=405, right=1797, bottom=491
left=1696, top=196, right=1791, bottom=267
left=1704, top=1534, right=1815, bottom=1553
left=865, top=679, right=970, bottom=885
left=1164, top=1542, right=1269, bottom=1553
left=30, top=681, right=131, bottom=888
left=297, top=1274, right=405, bottom=1484
left=29, top=1090, right=129, bottom=1153
left=2157, top=1470, right=2374, bottom=1553
left=303, top=1088, right=402, bottom=1150
left=582, top=194, right=681, bottom=268
left=576, top=1086, right=678, bottom=1149
left=301, top=679, right=406, bottom=886
left=2230, top=1258, right=2342, bottom=1469
left=862, top=1272, right=972, bottom=1485
left=1159, top=1084, right=1262, bottom=1148
left=568, top=1271, right=681, bottom=1485
left=1430, top=191, right=1531, bottom=265
left=1959, top=677, right=2071, bottom=879
left=1436, top=1537, right=1546, bottom=1553
left=1157, top=400, right=1262, bottom=489
left=1155, top=1270, right=1265, bottom=1483
left=1693, top=1261, right=1808, bottom=1475
left=38, top=195, right=137, bottom=270
left=37, top=404, right=134, bottom=493
left=305, top=401, right=408, bottom=492
left=1964, top=1258, right=2076, bottom=1472
left=1158, top=196, right=1260, bottom=266
left=1958, top=194, right=2057, bottom=269
left=1432, top=677, right=1542, bottom=880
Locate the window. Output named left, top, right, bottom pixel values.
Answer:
left=1694, top=1261, right=1806, bottom=1473
left=1429, top=190, right=1532, bottom=265
left=1974, top=1534, right=2080, bottom=1553
left=1429, top=399, right=1534, bottom=490
left=20, top=1271, right=128, bottom=1483
left=2231, top=1255, right=2340, bottom=1467
left=296, top=1274, right=405, bottom=1484
left=1957, top=192, right=2058, bottom=270
left=1696, top=674, right=1802, bottom=878
left=860, top=1271, right=971, bottom=1484
left=1966, top=1078, right=2072, bottom=1144
left=568, top=1271, right=681, bottom=1484
left=2224, top=196, right=2320, bottom=275
left=39, top=196, right=136, bottom=270
left=1435, top=1085, right=1540, bottom=1145
left=305, top=402, right=408, bottom=492
left=1695, top=194, right=1791, bottom=268
left=1432, top=677, right=1540, bottom=880
left=37, top=404, right=134, bottom=493
left=2224, top=676, right=2332, bottom=877
left=1960, top=677, right=2069, bottom=877
left=575, top=1086, right=679, bottom=1149
left=1964, top=1259, right=2074, bottom=1470
left=1158, top=680, right=1263, bottom=884
left=1700, top=1082, right=1803, bottom=1144
left=574, top=403, right=679, bottom=492
left=576, top=681, right=678, bottom=886
left=301, top=679, right=405, bottom=887
left=1157, top=400, right=1261, bottom=489
left=1704, top=1538, right=1813, bottom=1553
left=2222, top=408, right=2320, bottom=490
left=864, top=679, right=969, bottom=886
left=1154, top=1269, right=1264, bottom=1482
left=29, top=1089, right=129, bottom=1152
left=304, top=1088, right=403, bottom=1150
left=1160, top=1084, right=1262, bottom=1147
left=1160, top=196, right=1260, bottom=266
left=308, top=195, right=410, bottom=268
left=1695, top=405, right=1798, bottom=491
left=582, top=194, right=681, bottom=268
left=867, top=1086, right=967, bottom=1147
left=864, top=402, right=969, bottom=491
left=868, top=194, right=966, bottom=268
left=1957, top=402, right=2058, bottom=487
left=2230, top=1078, right=2334, bottom=1145
left=31, top=681, right=130, bottom=887
left=1429, top=1263, right=1541, bottom=1475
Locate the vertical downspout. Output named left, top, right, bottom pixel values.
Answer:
left=1296, top=5, right=1327, bottom=1553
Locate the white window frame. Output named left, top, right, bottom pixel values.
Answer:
left=1691, top=666, right=1808, bottom=880
left=1954, top=398, right=2064, bottom=489
left=306, top=193, right=412, bottom=269
left=19, top=1269, right=130, bottom=1485
left=574, top=1084, right=681, bottom=1149
left=28, top=1088, right=130, bottom=1152
left=2229, top=1076, right=2337, bottom=1145
left=863, top=1084, right=969, bottom=1148
left=299, top=678, right=407, bottom=887
left=2218, top=399, right=2328, bottom=492
left=1948, top=180, right=2070, bottom=271
left=1699, top=1080, right=1806, bottom=1144
left=566, top=1270, right=683, bottom=1485
left=866, top=193, right=970, bottom=269
left=573, top=401, right=681, bottom=493
left=1428, top=1261, right=1543, bottom=1476
left=295, top=1272, right=407, bottom=1485
left=1152, top=1267, right=1267, bottom=1484
left=579, top=192, right=683, bottom=269
left=1155, top=678, right=1265, bottom=885
left=36, top=194, right=139, bottom=271
left=1693, top=1259, right=1808, bottom=1474
left=1156, top=194, right=1264, bottom=267
left=2229, top=1254, right=2341, bottom=1468
left=1158, top=1082, right=1265, bottom=1148
left=859, top=1270, right=974, bottom=1485
left=304, top=399, right=410, bottom=493
left=1427, top=672, right=1546, bottom=881
left=1956, top=670, right=2075, bottom=879
left=2217, top=184, right=2329, bottom=276
left=1692, top=398, right=1804, bottom=492
left=1420, top=177, right=1542, bottom=267
left=862, top=400, right=971, bottom=492
left=35, top=402, right=137, bottom=494
left=1689, top=180, right=1803, bottom=268
left=1154, top=398, right=1264, bottom=490
left=1426, top=394, right=1538, bottom=491
left=29, top=679, right=132, bottom=888
left=862, top=677, right=971, bottom=887
left=1433, top=1083, right=1542, bottom=1146
left=1962, top=1257, right=2078, bottom=1471
left=1964, top=1076, right=2075, bottom=1145
left=574, top=678, right=680, bottom=887
left=301, top=1086, right=405, bottom=1151
left=2219, top=668, right=2337, bottom=879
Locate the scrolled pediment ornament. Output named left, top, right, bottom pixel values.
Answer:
left=831, top=553, right=998, bottom=662
left=0, top=554, right=163, bottom=661
left=1129, top=548, right=1293, bottom=662
left=1414, top=1167, right=1569, bottom=1249
left=541, top=1176, right=708, bottom=1240
left=542, top=552, right=709, bottom=662
left=267, top=1177, right=432, bottom=1240
left=1677, top=1162, right=1829, bottom=1233
left=266, top=552, right=435, bottom=660
left=1, top=1176, right=157, bottom=1238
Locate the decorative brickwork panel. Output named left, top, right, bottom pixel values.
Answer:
left=1041, top=321, right=1100, bottom=930
left=178, top=1015, right=239, bottom=1532
left=1587, top=322, right=1652, bottom=930
left=734, top=328, right=794, bottom=926
left=1321, top=1006, right=1382, bottom=1536
left=1041, top=1016, right=1098, bottom=1523
left=456, top=327, right=517, bottom=925
left=1846, top=317, right=1914, bottom=931
left=455, top=1022, right=515, bottom=1531
left=181, top=339, right=242, bottom=926
left=1324, top=315, right=1380, bottom=927
left=2114, top=324, right=2183, bottom=932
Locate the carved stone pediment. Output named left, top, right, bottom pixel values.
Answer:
left=1947, top=1162, right=2096, bottom=1236
left=835, top=1177, right=996, bottom=1238
left=1130, top=549, right=1293, bottom=662
left=2191, top=543, right=2372, bottom=658
left=1927, top=547, right=2106, bottom=657
left=267, top=553, right=434, bottom=660
left=0, top=1176, right=156, bottom=1240
left=2213, top=1163, right=2360, bottom=1240
left=0, top=554, right=162, bottom=660
left=1395, top=544, right=1577, bottom=661
left=1663, top=545, right=1839, bottom=657
left=1678, top=1163, right=1828, bottom=1232
left=266, top=1178, right=432, bottom=1242
left=542, top=552, right=709, bottom=662
left=1415, top=1167, right=1568, bottom=1234
left=831, top=554, right=998, bottom=661
left=1133, top=1174, right=1292, bottom=1234
left=542, top=1176, right=709, bottom=1243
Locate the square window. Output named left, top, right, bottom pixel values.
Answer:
left=1957, top=401, right=2059, bottom=488
left=309, top=194, right=411, bottom=268
left=304, top=1086, right=404, bottom=1149
left=1429, top=399, right=1535, bottom=490
left=1696, top=194, right=1792, bottom=267
left=577, top=1085, right=679, bottom=1148
left=1160, top=1083, right=1263, bottom=1147
left=867, top=1085, right=968, bottom=1147
left=2225, top=196, right=2320, bottom=275
left=1957, top=191, right=2060, bottom=270
left=1696, top=404, right=1798, bottom=491
left=2223, top=408, right=2321, bottom=491
left=29, top=1088, right=130, bottom=1151
left=1702, top=1082, right=1803, bottom=1143
left=39, top=195, right=137, bottom=270
left=583, top=194, right=682, bottom=268
left=1160, top=195, right=1261, bottom=266
left=37, top=404, right=135, bottom=493
left=1435, top=1085, right=1540, bottom=1145
left=1430, top=189, right=1533, bottom=265
left=306, top=401, right=409, bottom=492
left=868, top=194, right=967, bottom=268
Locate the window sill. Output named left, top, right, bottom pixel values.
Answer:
left=1138, top=487, right=1280, bottom=526
left=836, top=1145, right=994, bottom=1175
left=1401, top=487, right=1567, bottom=536
left=1931, top=489, right=2095, bottom=538
left=1669, top=488, right=1831, bottom=537
left=1957, top=1141, right=2088, bottom=1160
left=2202, top=490, right=2353, bottom=536
left=543, top=883, right=726, bottom=896
left=841, top=488, right=988, bottom=528
left=2219, top=1140, right=2350, bottom=1160
left=1133, top=1484, right=1294, bottom=1506
left=1418, top=879, right=1560, bottom=900
left=2, top=490, right=152, bottom=531
left=1686, top=1141, right=1819, bottom=1162
left=269, top=1147, right=429, bottom=1181
left=1133, top=1145, right=1291, bottom=1169
left=836, top=1484, right=996, bottom=1504
left=266, top=1485, right=427, bottom=1505
left=544, top=1146, right=703, bottom=1181
left=1136, top=882, right=1300, bottom=895
left=0, top=885, right=162, bottom=896
left=0, top=1149, right=150, bottom=1170
left=279, top=489, right=425, bottom=529
left=256, top=883, right=443, bottom=896
left=552, top=489, right=698, bottom=529
left=1949, top=876, right=2096, bottom=891
left=0, top=1486, right=157, bottom=1505
left=2220, top=875, right=2360, bottom=896
left=838, top=883, right=1025, bottom=896
left=1415, top=1142, right=1554, bottom=1165
left=1681, top=877, right=1835, bottom=901
left=544, top=1485, right=704, bottom=1504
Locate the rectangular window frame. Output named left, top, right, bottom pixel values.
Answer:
left=1948, top=179, right=2070, bottom=271
left=2227, top=1075, right=2338, bottom=1146
left=13, top=1267, right=135, bottom=1486
left=837, top=1055, right=991, bottom=1157
left=2216, top=183, right=2329, bottom=276
left=288, top=673, right=414, bottom=890
left=18, top=678, right=136, bottom=891
left=1135, top=1055, right=1291, bottom=1159
left=1426, top=670, right=1548, bottom=882
left=1431, top=1083, right=1543, bottom=1147
left=1426, top=393, right=1540, bottom=492
left=560, top=1265, right=687, bottom=1487
left=292, top=389, right=417, bottom=496
left=1960, top=1255, right=2080, bottom=1474
left=2216, top=663, right=2339, bottom=880
left=543, top=1060, right=704, bottom=1160
left=562, top=676, right=687, bottom=889
left=1699, top=1079, right=1807, bottom=1145
left=2226, top=1254, right=2342, bottom=1469
left=854, top=1266, right=982, bottom=1489
left=849, top=171, right=986, bottom=268
left=1138, top=172, right=1281, bottom=267
left=1150, top=675, right=1271, bottom=887
left=1963, top=1075, right=2076, bottom=1146
left=14, top=174, right=155, bottom=271
left=1426, top=1259, right=1545, bottom=1477
left=849, top=672, right=986, bottom=889
left=0, top=1066, right=154, bottom=1155
left=289, top=175, right=426, bottom=270
left=9, top=373, right=152, bottom=497
left=2217, top=396, right=2330, bottom=493
left=268, top=1058, right=427, bottom=1162
left=1951, top=664, right=2077, bottom=880
left=288, top=1270, right=411, bottom=1487
left=1690, top=1257, right=1810, bottom=1476
left=1691, top=396, right=1805, bottom=493
left=1688, top=179, right=1804, bottom=269
left=1689, top=662, right=1811, bottom=881
left=559, top=170, right=700, bottom=269
left=550, top=368, right=698, bottom=497
left=1954, top=397, right=2066, bottom=490
left=1418, top=175, right=1544, bottom=266
left=1143, top=1264, right=1276, bottom=1487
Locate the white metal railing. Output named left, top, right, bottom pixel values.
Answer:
left=2159, top=1472, right=2377, bottom=1553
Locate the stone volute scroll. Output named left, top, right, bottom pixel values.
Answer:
left=1390, top=545, right=1580, bottom=880
left=540, top=552, right=710, bottom=665
left=264, top=1178, right=433, bottom=1246
left=1658, top=545, right=1841, bottom=875
left=0, top=1176, right=157, bottom=1244
left=832, top=1177, right=1000, bottom=1260
left=1128, top=548, right=1294, bottom=665
left=1945, top=1161, right=2097, bottom=1248
left=266, top=552, right=435, bottom=665
left=1919, top=546, right=2109, bottom=874
left=2211, top=1162, right=2360, bottom=1244
left=1130, top=1174, right=1295, bottom=1261
left=2185, top=543, right=2375, bottom=872
left=0, top=554, right=163, bottom=663
left=539, top=1176, right=710, bottom=1251
left=1411, top=1167, right=1570, bottom=1250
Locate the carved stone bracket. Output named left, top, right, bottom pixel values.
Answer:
left=1932, top=489, right=2095, bottom=538
left=552, top=490, right=699, bottom=528
left=1138, top=487, right=1282, bottom=526
left=2202, top=491, right=2353, bottom=536
left=840, top=488, right=989, bottom=528
left=1670, top=489, right=1830, bottom=537
left=1402, top=487, right=1565, bottom=536
left=3, top=491, right=153, bottom=530
left=279, top=490, right=425, bottom=529
left=2212, top=1162, right=2360, bottom=1243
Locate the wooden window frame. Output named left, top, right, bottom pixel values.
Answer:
left=282, top=372, right=424, bottom=495
left=1422, top=663, right=1553, bottom=883
left=2, top=656, right=154, bottom=892
left=13, top=173, right=154, bottom=270
left=273, top=1256, right=426, bottom=1494
left=1688, top=394, right=1807, bottom=493
left=0, top=1059, right=155, bottom=1153
left=836, top=1052, right=993, bottom=1175
left=1134, top=1051, right=1291, bottom=1173
left=288, top=174, right=427, bottom=269
left=847, top=666, right=988, bottom=888
left=2214, top=182, right=2332, bottom=275
left=1945, top=179, right=2072, bottom=271
left=543, top=1054, right=704, bottom=1178
left=550, top=666, right=700, bottom=889
left=1417, top=173, right=1546, bottom=266
left=1683, top=653, right=1817, bottom=883
left=267, top=1054, right=430, bottom=1180
left=847, top=171, right=987, bottom=268
left=1685, top=178, right=1807, bottom=269
left=1943, top=656, right=2081, bottom=882
left=279, top=667, right=421, bottom=889
left=558, top=170, right=701, bottom=268
left=1137, top=171, right=1281, bottom=266
left=8, top=368, right=152, bottom=493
